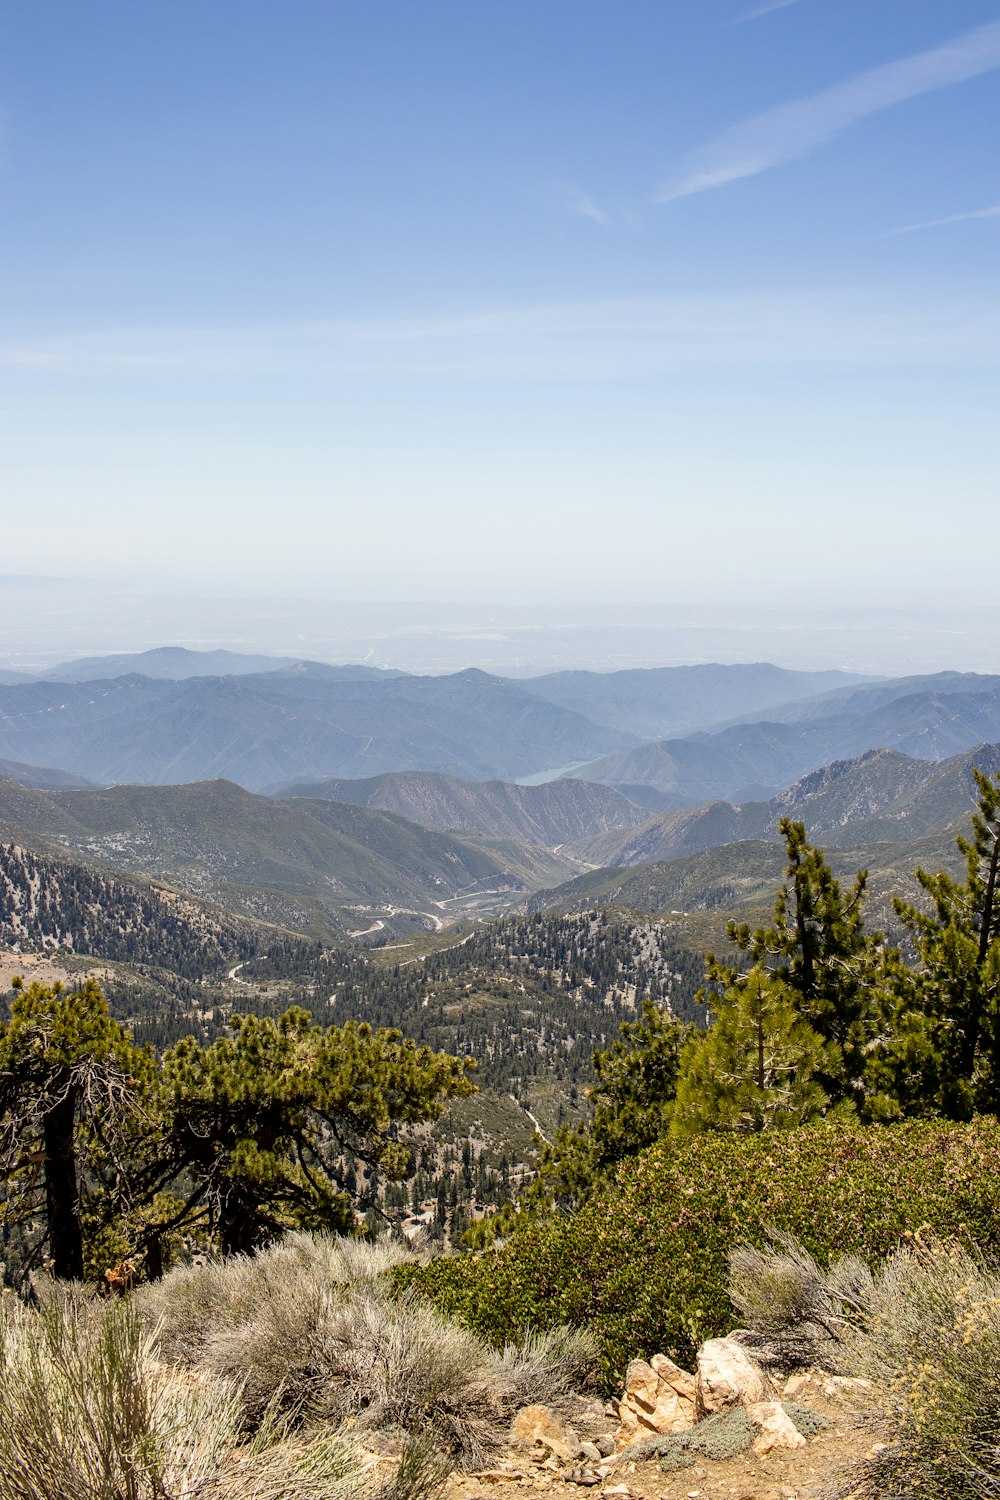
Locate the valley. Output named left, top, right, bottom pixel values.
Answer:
left=3, top=647, right=999, bottom=1241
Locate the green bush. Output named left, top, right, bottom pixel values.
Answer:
left=395, top=1119, right=1000, bottom=1387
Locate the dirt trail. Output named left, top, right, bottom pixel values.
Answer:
left=447, top=1395, right=870, bottom=1500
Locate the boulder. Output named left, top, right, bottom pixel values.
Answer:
left=614, top=1355, right=697, bottom=1450
left=695, top=1337, right=769, bottom=1416
left=746, top=1401, right=807, bottom=1457
left=510, top=1405, right=577, bottom=1462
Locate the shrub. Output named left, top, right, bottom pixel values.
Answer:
left=141, top=1233, right=597, bottom=1469
left=831, top=1236, right=1000, bottom=1500
left=628, top=1407, right=755, bottom=1468
left=140, top=1231, right=413, bottom=1369
left=0, top=1293, right=357, bottom=1500
left=396, top=1119, right=1000, bottom=1386
left=727, top=1232, right=873, bottom=1370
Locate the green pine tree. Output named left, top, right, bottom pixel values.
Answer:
left=159, top=1007, right=475, bottom=1256
left=0, top=980, right=153, bottom=1281
left=709, top=818, right=876, bottom=1103
left=670, top=966, right=835, bottom=1137
left=868, top=769, right=1000, bottom=1121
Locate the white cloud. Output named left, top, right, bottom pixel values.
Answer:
left=655, top=18, right=1000, bottom=202
left=2, top=289, right=999, bottom=382
left=736, top=0, right=800, bottom=24
left=879, top=203, right=1000, bottom=237
left=557, top=184, right=612, bottom=225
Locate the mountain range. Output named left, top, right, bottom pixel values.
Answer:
left=567, top=675, right=1000, bottom=806
left=0, top=657, right=872, bottom=791
left=567, top=743, right=1000, bottom=868
left=0, top=666, right=627, bottom=789
left=274, top=770, right=649, bottom=845
left=0, top=775, right=577, bottom=938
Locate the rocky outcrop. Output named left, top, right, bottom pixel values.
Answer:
left=613, top=1354, right=698, bottom=1449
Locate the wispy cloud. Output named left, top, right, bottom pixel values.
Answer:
left=557, top=184, right=612, bottom=225
left=654, top=18, right=1000, bottom=202
left=879, top=203, right=1000, bottom=237
left=2, top=290, right=999, bottom=383
left=736, top=0, right=800, bottom=25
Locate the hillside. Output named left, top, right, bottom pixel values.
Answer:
left=0, top=758, right=96, bottom=790
left=529, top=824, right=964, bottom=933
left=0, top=666, right=631, bottom=789
left=0, top=775, right=577, bottom=937
left=0, top=839, right=296, bottom=978
left=274, top=770, right=648, bottom=844
left=569, top=674, right=1000, bottom=806
left=569, top=743, right=1000, bottom=867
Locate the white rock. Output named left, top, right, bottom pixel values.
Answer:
left=695, top=1337, right=769, bottom=1416
left=746, top=1401, right=807, bottom=1456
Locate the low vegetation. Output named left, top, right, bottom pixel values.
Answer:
left=398, top=1118, right=1000, bottom=1384
left=140, top=1234, right=596, bottom=1468
left=0, top=1288, right=360, bottom=1500
left=727, top=1229, right=1000, bottom=1500
left=831, top=1236, right=1000, bottom=1499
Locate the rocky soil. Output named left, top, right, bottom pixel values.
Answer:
left=447, top=1353, right=874, bottom=1500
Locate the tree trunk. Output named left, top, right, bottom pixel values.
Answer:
left=43, top=1088, right=84, bottom=1281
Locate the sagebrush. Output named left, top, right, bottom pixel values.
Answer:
left=831, top=1236, right=1000, bottom=1500
left=141, top=1233, right=597, bottom=1467
left=0, top=1292, right=358, bottom=1500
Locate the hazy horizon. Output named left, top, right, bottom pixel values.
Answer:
left=3, top=577, right=1000, bottom=679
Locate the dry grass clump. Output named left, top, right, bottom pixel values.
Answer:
left=140, top=1233, right=598, bottom=1468
left=0, top=1292, right=358, bottom=1500
left=828, top=1236, right=1000, bottom=1500
left=141, top=1232, right=412, bottom=1367
left=727, top=1231, right=874, bottom=1370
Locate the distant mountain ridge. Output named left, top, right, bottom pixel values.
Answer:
left=0, top=758, right=96, bottom=790
left=0, top=660, right=868, bottom=792
left=38, top=646, right=309, bottom=681
left=568, top=744, right=1000, bottom=868
left=568, top=675, right=1000, bottom=806
left=0, top=667, right=630, bottom=789
left=518, top=662, right=871, bottom=740
left=274, top=770, right=649, bottom=845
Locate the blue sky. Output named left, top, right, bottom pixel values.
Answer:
left=1, top=1, right=997, bottom=607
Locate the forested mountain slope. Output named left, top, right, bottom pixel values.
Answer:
left=0, top=839, right=293, bottom=977
left=530, top=825, right=963, bottom=931
left=0, top=776, right=576, bottom=936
